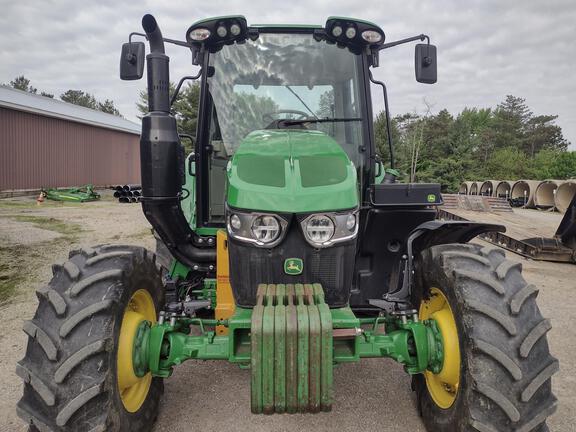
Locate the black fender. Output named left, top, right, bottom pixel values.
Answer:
left=382, top=220, right=505, bottom=306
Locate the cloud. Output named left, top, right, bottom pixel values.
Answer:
left=1, top=0, right=574, bottom=147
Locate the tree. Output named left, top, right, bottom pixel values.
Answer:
left=98, top=99, right=121, bottom=116
left=60, top=90, right=98, bottom=109
left=548, top=151, right=576, bottom=179
left=40, top=91, right=54, bottom=98
left=485, top=147, right=533, bottom=180
left=9, top=75, right=37, bottom=93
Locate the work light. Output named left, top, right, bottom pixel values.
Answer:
left=324, top=17, right=385, bottom=53
left=189, top=28, right=211, bottom=41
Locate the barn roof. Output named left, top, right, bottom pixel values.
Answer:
left=0, top=85, right=140, bottom=135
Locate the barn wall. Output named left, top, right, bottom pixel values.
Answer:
left=0, top=107, right=140, bottom=190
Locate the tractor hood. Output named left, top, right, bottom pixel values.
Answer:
left=227, top=129, right=358, bottom=213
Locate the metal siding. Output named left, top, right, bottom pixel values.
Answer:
left=0, top=107, right=141, bottom=190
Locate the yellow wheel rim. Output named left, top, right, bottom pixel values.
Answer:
left=117, top=289, right=156, bottom=412
left=419, top=287, right=461, bottom=409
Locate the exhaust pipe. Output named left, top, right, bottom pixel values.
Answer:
left=495, top=181, right=513, bottom=199
left=139, top=14, right=215, bottom=267
left=479, top=180, right=498, bottom=197
left=534, top=180, right=562, bottom=210
left=555, top=181, right=576, bottom=214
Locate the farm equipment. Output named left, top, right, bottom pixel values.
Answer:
left=41, top=184, right=100, bottom=202
left=17, top=14, right=557, bottom=432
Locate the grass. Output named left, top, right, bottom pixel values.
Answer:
left=12, top=215, right=82, bottom=238
left=0, top=215, right=83, bottom=304
left=0, top=247, right=26, bottom=304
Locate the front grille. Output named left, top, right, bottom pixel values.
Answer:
left=228, top=222, right=356, bottom=307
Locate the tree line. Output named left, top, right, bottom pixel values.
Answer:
left=4, top=75, right=122, bottom=117
left=374, top=95, right=574, bottom=191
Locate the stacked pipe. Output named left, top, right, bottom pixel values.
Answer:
left=457, top=179, right=576, bottom=213
left=112, top=185, right=142, bottom=203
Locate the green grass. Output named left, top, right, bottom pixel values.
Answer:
left=0, top=247, right=26, bottom=304
left=12, top=215, right=82, bottom=238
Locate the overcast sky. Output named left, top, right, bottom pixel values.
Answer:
left=2, top=0, right=575, bottom=148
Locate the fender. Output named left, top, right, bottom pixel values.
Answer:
left=379, top=220, right=505, bottom=308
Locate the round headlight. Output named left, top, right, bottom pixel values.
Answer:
left=361, top=30, right=382, bottom=43
left=189, top=28, right=211, bottom=41
left=216, top=25, right=228, bottom=38
left=251, top=215, right=281, bottom=244
left=332, top=25, right=343, bottom=37
left=305, top=215, right=335, bottom=244
left=345, top=26, right=357, bottom=39
left=345, top=214, right=356, bottom=231
left=229, top=214, right=241, bottom=231
left=230, top=23, right=241, bottom=36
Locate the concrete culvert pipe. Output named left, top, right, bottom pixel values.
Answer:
left=480, top=180, right=499, bottom=197
left=468, top=182, right=479, bottom=195
left=534, top=180, right=562, bottom=209
left=510, top=180, right=540, bottom=208
left=555, top=181, right=576, bottom=214
left=495, top=181, right=514, bottom=199
left=459, top=181, right=474, bottom=194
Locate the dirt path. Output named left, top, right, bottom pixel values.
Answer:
left=0, top=196, right=573, bottom=431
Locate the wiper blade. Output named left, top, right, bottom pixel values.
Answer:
left=279, top=117, right=362, bottom=126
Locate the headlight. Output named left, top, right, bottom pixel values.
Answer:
left=227, top=210, right=287, bottom=247
left=301, top=210, right=359, bottom=248
left=304, top=215, right=335, bottom=244
left=251, top=215, right=280, bottom=244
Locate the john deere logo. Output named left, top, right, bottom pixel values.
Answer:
left=284, top=258, right=303, bottom=275
left=427, top=194, right=437, bottom=203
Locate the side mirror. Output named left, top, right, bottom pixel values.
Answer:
left=415, top=44, right=437, bottom=84
left=120, top=42, right=145, bottom=80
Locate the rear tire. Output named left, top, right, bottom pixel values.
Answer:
left=17, top=245, right=164, bottom=431
left=413, top=243, right=558, bottom=432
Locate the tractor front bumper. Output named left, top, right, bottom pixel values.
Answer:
left=133, top=284, right=443, bottom=414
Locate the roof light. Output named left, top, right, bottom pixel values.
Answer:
left=361, top=30, right=382, bottom=43
left=216, top=25, right=228, bottom=38
left=332, top=25, right=343, bottom=37
left=230, top=23, right=241, bottom=36
left=189, top=28, right=211, bottom=41
left=345, top=26, right=356, bottom=39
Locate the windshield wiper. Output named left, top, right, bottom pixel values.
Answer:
left=279, top=117, right=362, bottom=126
left=285, top=86, right=319, bottom=119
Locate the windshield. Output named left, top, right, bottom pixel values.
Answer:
left=203, top=32, right=366, bottom=223
left=207, top=32, right=365, bottom=165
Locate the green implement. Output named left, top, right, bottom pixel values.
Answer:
left=42, top=184, right=100, bottom=202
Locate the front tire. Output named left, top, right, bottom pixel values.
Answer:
left=17, top=245, right=164, bottom=431
left=413, top=243, right=558, bottom=432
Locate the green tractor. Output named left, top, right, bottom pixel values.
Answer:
left=17, top=14, right=557, bottom=431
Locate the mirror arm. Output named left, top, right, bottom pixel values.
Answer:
left=369, top=71, right=395, bottom=170
left=380, top=34, right=429, bottom=50
left=170, top=70, right=203, bottom=107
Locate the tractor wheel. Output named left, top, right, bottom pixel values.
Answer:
left=17, top=245, right=164, bottom=431
left=413, top=243, right=558, bottom=432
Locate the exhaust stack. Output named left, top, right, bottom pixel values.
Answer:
left=139, top=14, right=215, bottom=267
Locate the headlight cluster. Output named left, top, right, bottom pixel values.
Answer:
left=227, top=211, right=288, bottom=247
left=227, top=208, right=358, bottom=249
left=300, top=211, right=358, bottom=248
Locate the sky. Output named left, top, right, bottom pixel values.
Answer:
left=1, top=0, right=575, bottom=148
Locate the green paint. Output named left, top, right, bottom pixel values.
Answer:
left=284, top=258, right=303, bottom=275
left=326, top=16, right=383, bottom=31
left=227, top=129, right=358, bottom=213
left=427, top=193, right=437, bottom=203
left=141, top=291, right=444, bottom=395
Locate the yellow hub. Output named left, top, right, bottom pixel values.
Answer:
left=419, top=287, right=461, bottom=409
left=117, top=289, right=156, bottom=412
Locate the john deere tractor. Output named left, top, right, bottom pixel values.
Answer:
left=17, top=14, right=558, bottom=432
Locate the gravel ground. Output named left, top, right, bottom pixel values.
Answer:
left=0, top=195, right=574, bottom=431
